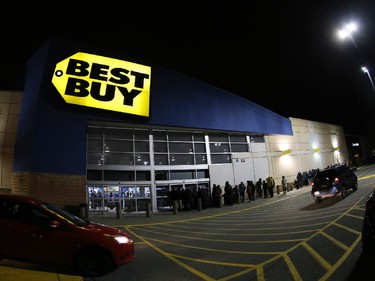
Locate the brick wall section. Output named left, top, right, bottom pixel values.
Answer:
left=11, top=172, right=86, bottom=207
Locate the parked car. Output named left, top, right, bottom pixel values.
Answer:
left=0, top=194, right=134, bottom=277
left=362, top=188, right=375, bottom=253
left=311, top=164, right=358, bottom=202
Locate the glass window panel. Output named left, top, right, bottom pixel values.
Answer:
left=136, top=171, right=151, bottom=181
left=155, top=171, right=169, bottom=180
left=193, top=133, right=205, bottom=142
left=194, top=143, right=206, bottom=153
left=105, top=153, right=134, bottom=165
left=135, top=141, right=149, bottom=152
left=211, top=154, right=231, bottom=164
left=154, top=154, right=168, bottom=165
left=156, top=186, right=169, bottom=197
left=122, top=187, right=136, bottom=198
left=104, top=170, right=134, bottom=181
left=135, top=154, right=150, bottom=165
left=137, top=186, right=151, bottom=197
left=209, top=134, right=228, bottom=142
left=154, top=142, right=168, bottom=152
left=105, top=128, right=133, bottom=139
left=137, top=199, right=152, bottom=211
left=197, top=170, right=209, bottom=178
left=87, top=139, right=103, bottom=152
left=87, top=152, right=103, bottom=165
left=169, top=142, right=193, bottom=153
left=170, top=170, right=194, bottom=180
left=153, top=130, right=167, bottom=141
left=105, top=140, right=133, bottom=152
left=209, top=142, right=230, bottom=152
left=250, top=135, right=264, bottom=143
left=195, top=154, right=207, bottom=164
left=168, top=132, right=192, bottom=141
left=87, top=169, right=102, bottom=181
left=231, top=143, right=249, bottom=152
left=134, top=130, right=149, bottom=140
left=87, top=127, right=103, bottom=138
left=124, top=199, right=136, bottom=212
left=230, top=135, right=247, bottom=142
left=170, top=154, right=194, bottom=165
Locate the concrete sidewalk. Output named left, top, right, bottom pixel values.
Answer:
left=88, top=186, right=311, bottom=226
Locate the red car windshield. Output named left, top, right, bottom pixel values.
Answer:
left=40, top=203, right=88, bottom=227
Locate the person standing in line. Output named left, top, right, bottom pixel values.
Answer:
left=282, top=175, right=288, bottom=194
left=239, top=181, right=246, bottom=203
left=212, top=184, right=222, bottom=207
left=233, top=185, right=240, bottom=204
left=256, top=178, right=262, bottom=198
left=262, top=179, right=268, bottom=198
left=246, top=180, right=254, bottom=202
left=224, top=181, right=233, bottom=206
left=266, top=176, right=275, bottom=198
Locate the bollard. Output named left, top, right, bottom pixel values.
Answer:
left=219, top=196, right=224, bottom=208
left=173, top=200, right=178, bottom=214
left=146, top=202, right=151, bottom=217
left=78, top=203, right=88, bottom=219
left=115, top=202, right=121, bottom=219
left=196, top=198, right=202, bottom=212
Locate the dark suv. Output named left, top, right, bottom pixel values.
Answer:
left=311, top=164, right=358, bottom=202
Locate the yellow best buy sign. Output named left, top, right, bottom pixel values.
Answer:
left=52, top=52, right=151, bottom=117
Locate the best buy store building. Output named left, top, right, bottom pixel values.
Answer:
left=1, top=37, right=349, bottom=213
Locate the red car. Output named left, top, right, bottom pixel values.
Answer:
left=0, top=194, right=134, bottom=277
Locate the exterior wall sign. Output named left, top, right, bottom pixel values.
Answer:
left=52, top=52, right=151, bottom=117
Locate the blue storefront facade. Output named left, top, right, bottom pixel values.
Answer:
left=11, top=37, right=293, bottom=213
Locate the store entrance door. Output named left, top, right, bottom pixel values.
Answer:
left=87, top=185, right=151, bottom=213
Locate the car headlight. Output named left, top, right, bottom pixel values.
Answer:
left=105, top=234, right=132, bottom=244
left=113, top=235, right=131, bottom=244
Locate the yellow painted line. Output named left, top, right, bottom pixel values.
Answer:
left=302, top=242, right=332, bottom=271
left=144, top=223, right=322, bottom=235
left=169, top=253, right=255, bottom=268
left=358, top=174, right=375, bottom=180
left=332, top=222, right=361, bottom=235
left=216, top=266, right=257, bottom=281
left=318, top=235, right=362, bottom=281
left=283, top=253, right=303, bottom=281
left=320, top=231, right=349, bottom=251
left=145, top=235, right=282, bottom=255
left=126, top=228, right=215, bottom=281
left=0, top=266, right=82, bottom=281
left=345, top=213, right=364, bottom=220
left=129, top=225, right=304, bottom=243
left=257, top=266, right=265, bottom=281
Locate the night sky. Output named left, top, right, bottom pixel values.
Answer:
left=1, top=1, right=375, bottom=134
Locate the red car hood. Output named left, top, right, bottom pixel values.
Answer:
left=83, top=221, right=128, bottom=236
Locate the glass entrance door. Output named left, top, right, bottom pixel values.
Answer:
left=120, top=185, right=151, bottom=212
left=88, top=185, right=151, bottom=213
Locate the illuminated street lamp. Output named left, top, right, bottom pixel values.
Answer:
left=337, top=22, right=359, bottom=52
left=361, top=66, right=375, bottom=92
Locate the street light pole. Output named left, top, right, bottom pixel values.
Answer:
left=361, top=66, right=375, bottom=93
left=337, top=22, right=375, bottom=92
left=337, top=22, right=360, bottom=53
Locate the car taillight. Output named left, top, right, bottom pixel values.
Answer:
left=334, top=177, right=339, bottom=184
